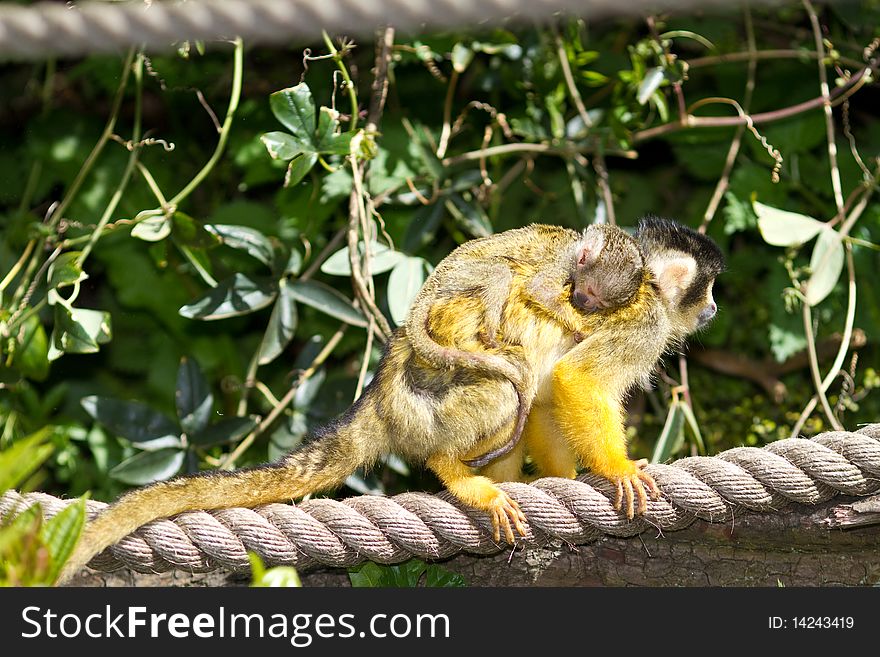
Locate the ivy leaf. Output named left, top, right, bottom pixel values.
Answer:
left=15, top=315, right=49, bottom=380
left=261, top=130, right=307, bottom=160
left=320, top=241, right=406, bottom=276
left=48, top=306, right=112, bottom=360
left=754, top=202, right=824, bottom=247
left=0, top=427, right=54, bottom=495
left=387, top=256, right=427, bottom=325
left=285, top=152, right=318, bottom=187
left=269, top=84, right=317, bottom=150
left=206, top=224, right=275, bottom=267
left=179, top=273, right=277, bottom=320
left=109, top=448, right=185, bottom=485
left=81, top=395, right=180, bottom=444
left=175, top=357, right=213, bottom=435
left=288, top=280, right=368, bottom=327
left=131, top=212, right=172, bottom=242
left=172, top=212, right=221, bottom=249
left=47, top=252, right=87, bottom=289
left=258, top=278, right=298, bottom=365
left=804, top=226, right=844, bottom=306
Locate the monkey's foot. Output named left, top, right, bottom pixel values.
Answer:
left=609, top=459, right=660, bottom=520
left=487, top=491, right=528, bottom=543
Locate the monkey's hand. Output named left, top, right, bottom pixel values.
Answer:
left=606, top=459, right=660, bottom=520
left=487, top=489, right=528, bottom=543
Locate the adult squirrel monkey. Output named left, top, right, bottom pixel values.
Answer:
left=58, top=223, right=644, bottom=582
left=406, top=224, right=644, bottom=467
left=482, top=217, right=725, bottom=518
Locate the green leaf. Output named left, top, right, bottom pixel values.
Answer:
left=176, top=357, right=213, bottom=435
left=284, top=152, right=318, bottom=187
left=171, top=211, right=222, bottom=249
left=678, top=402, right=705, bottom=455
left=284, top=248, right=303, bottom=276
left=804, top=226, right=844, bottom=306
left=451, top=43, right=474, bottom=73
left=131, top=213, right=172, bottom=242
left=403, top=202, right=445, bottom=252
left=109, top=448, right=185, bottom=485
left=0, top=428, right=54, bottom=495
left=14, top=315, right=49, bottom=380
left=249, top=553, right=302, bottom=587
left=269, top=84, right=317, bottom=149
left=48, top=306, right=112, bottom=360
left=40, top=497, right=87, bottom=583
left=320, top=240, right=406, bottom=276
left=387, top=256, right=427, bottom=325
left=651, top=401, right=685, bottom=464
left=81, top=395, right=180, bottom=444
left=754, top=202, right=824, bottom=247
left=190, top=416, right=257, bottom=447
left=348, top=559, right=428, bottom=587
left=445, top=194, right=492, bottom=237
left=206, top=224, right=275, bottom=266
left=288, top=280, right=368, bottom=327
left=260, top=130, right=306, bottom=161
left=47, top=251, right=87, bottom=289
left=637, top=67, right=666, bottom=105
left=424, top=564, right=467, bottom=587
left=259, top=278, right=298, bottom=365
left=179, top=273, right=277, bottom=320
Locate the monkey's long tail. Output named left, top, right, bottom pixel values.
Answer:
left=58, top=402, right=383, bottom=583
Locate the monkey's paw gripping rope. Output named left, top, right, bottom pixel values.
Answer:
left=2, top=425, right=879, bottom=575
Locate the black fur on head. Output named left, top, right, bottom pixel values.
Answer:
left=636, top=215, right=725, bottom=308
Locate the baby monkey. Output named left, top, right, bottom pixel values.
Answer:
left=406, top=223, right=644, bottom=466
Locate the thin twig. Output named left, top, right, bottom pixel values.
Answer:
left=221, top=325, right=347, bottom=469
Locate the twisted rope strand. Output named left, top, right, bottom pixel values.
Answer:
left=2, top=424, right=878, bottom=575
left=0, top=0, right=750, bottom=60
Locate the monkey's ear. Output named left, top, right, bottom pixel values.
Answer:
left=577, top=228, right=606, bottom=268
left=649, top=255, right=696, bottom=303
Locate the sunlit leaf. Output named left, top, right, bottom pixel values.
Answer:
left=451, top=43, right=474, bottom=73
left=320, top=241, right=406, bottom=276
left=639, top=69, right=666, bottom=105
left=284, top=152, right=318, bottom=187
left=651, top=401, right=685, bottom=464
left=754, top=202, right=824, bottom=247
left=47, top=252, right=87, bottom=289
left=261, top=130, right=307, bottom=161
left=179, top=273, right=277, bottom=320
left=0, top=428, right=54, bottom=495
left=109, top=448, right=185, bottom=485
left=804, top=226, right=845, bottom=306
left=387, top=256, right=427, bottom=325
left=131, top=213, right=172, bottom=242
left=288, top=280, right=368, bottom=327
left=206, top=224, right=275, bottom=266
left=40, top=497, right=87, bottom=583
left=269, top=84, right=317, bottom=148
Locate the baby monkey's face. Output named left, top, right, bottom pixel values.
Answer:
left=571, top=226, right=644, bottom=313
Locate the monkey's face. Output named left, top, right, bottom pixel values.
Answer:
left=676, top=279, right=718, bottom=335
left=573, top=226, right=643, bottom=312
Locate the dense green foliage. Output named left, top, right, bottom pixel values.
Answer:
left=0, top=1, right=878, bottom=508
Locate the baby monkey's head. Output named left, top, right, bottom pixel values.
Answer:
left=571, top=224, right=644, bottom=313
left=636, top=216, right=725, bottom=341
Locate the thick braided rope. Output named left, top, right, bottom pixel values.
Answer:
left=2, top=424, right=878, bottom=574
left=0, top=0, right=754, bottom=60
